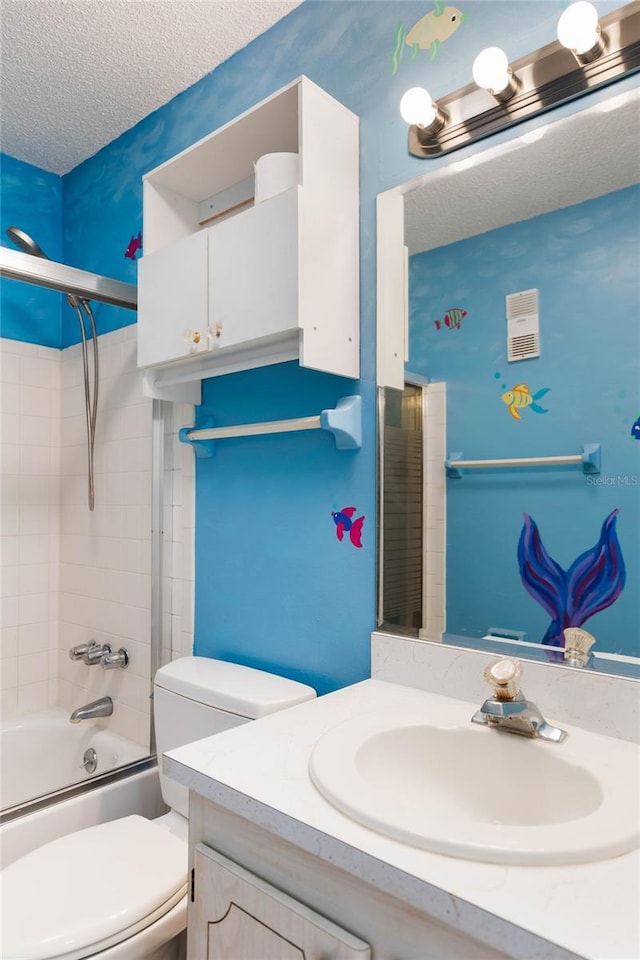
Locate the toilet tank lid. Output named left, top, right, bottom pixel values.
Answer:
left=154, top=657, right=316, bottom=718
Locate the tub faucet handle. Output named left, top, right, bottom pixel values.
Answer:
left=69, top=643, right=93, bottom=661
left=102, top=648, right=129, bottom=669
left=84, top=643, right=112, bottom=665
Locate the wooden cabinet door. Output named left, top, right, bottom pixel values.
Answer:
left=189, top=843, right=370, bottom=960
left=138, top=230, right=208, bottom=368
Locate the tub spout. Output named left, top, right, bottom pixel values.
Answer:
left=69, top=696, right=113, bottom=723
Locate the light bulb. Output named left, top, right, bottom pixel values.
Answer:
left=399, top=88, right=437, bottom=128
left=557, top=1, right=599, bottom=54
left=472, top=47, right=511, bottom=94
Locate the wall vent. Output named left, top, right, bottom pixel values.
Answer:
left=506, top=289, right=540, bottom=362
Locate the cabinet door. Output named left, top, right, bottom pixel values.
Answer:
left=137, top=230, right=208, bottom=368
left=189, top=843, right=370, bottom=960
left=208, top=187, right=299, bottom=351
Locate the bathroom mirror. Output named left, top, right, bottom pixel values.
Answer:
left=377, top=83, right=640, bottom=679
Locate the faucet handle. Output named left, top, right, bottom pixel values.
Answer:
left=483, top=657, right=522, bottom=701
left=69, top=643, right=93, bottom=661
left=563, top=628, right=596, bottom=667
left=83, top=643, right=112, bottom=665
left=102, top=648, right=129, bottom=670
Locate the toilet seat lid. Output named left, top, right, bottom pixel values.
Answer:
left=0, top=815, right=188, bottom=960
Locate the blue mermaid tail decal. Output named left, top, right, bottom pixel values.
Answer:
left=517, top=510, right=625, bottom=649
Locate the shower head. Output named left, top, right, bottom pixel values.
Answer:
left=6, top=226, right=80, bottom=307
left=6, top=226, right=49, bottom=258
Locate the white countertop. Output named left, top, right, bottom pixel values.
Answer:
left=165, top=678, right=640, bottom=960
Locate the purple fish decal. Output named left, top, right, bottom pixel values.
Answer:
left=331, top=506, right=364, bottom=548
left=517, top=510, right=625, bottom=650
left=124, top=231, right=142, bottom=260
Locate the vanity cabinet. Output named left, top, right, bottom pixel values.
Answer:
left=187, top=795, right=511, bottom=960
left=189, top=842, right=370, bottom=958
left=138, top=76, right=359, bottom=403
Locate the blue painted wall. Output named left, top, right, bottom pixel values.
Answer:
left=409, top=185, right=640, bottom=657
left=195, top=366, right=375, bottom=694
left=1, top=1, right=629, bottom=689
left=0, top=154, right=62, bottom=347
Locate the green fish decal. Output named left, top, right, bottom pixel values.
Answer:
left=392, top=4, right=468, bottom=74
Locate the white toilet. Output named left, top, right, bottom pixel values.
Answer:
left=1, top=657, right=315, bottom=960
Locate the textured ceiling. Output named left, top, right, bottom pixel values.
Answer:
left=0, top=0, right=303, bottom=175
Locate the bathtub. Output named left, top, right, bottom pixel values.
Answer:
left=0, top=709, right=166, bottom=868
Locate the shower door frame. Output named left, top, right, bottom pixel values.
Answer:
left=0, top=251, right=165, bottom=824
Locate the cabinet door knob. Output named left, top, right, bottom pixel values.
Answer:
left=183, top=328, right=203, bottom=352
left=207, top=324, right=223, bottom=349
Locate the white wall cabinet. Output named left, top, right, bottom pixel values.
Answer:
left=189, top=842, right=370, bottom=959
left=138, top=77, right=359, bottom=403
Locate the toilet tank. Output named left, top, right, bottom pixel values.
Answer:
left=153, top=656, right=316, bottom=816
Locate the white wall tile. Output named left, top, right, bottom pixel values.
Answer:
left=1, top=350, right=20, bottom=384
left=2, top=596, right=19, bottom=628
left=18, top=652, right=49, bottom=685
left=20, top=385, right=51, bottom=418
left=2, top=331, right=159, bottom=744
left=1, top=566, right=19, bottom=598
left=18, top=680, right=49, bottom=717
left=1, top=688, right=18, bottom=722
left=1, top=626, right=19, bottom=659
left=19, top=622, right=50, bottom=655
left=1, top=657, right=18, bottom=690
left=1, top=412, right=20, bottom=445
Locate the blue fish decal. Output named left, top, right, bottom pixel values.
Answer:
left=331, top=506, right=364, bottom=548
left=631, top=415, right=640, bottom=440
left=517, top=510, right=625, bottom=650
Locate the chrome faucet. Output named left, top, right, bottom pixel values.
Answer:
left=69, top=696, right=113, bottom=724
left=471, top=658, right=567, bottom=744
left=69, top=642, right=112, bottom=665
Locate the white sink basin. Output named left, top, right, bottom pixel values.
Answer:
left=309, top=704, right=640, bottom=865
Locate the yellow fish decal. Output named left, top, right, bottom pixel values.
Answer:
left=501, top=384, right=551, bottom=421
left=392, top=3, right=467, bottom=72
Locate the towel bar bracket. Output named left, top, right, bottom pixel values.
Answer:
left=179, top=395, right=362, bottom=457
left=445, top=443, right=601, bottom=478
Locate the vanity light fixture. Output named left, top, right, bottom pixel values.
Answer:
left=557, top=1, right=607, bottom=64
left=401, top=0, right=639, bottom=158
left=472, top=47, right=521, bottom=102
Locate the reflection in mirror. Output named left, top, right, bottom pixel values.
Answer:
left=378, top=86, right=640, bottom=679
